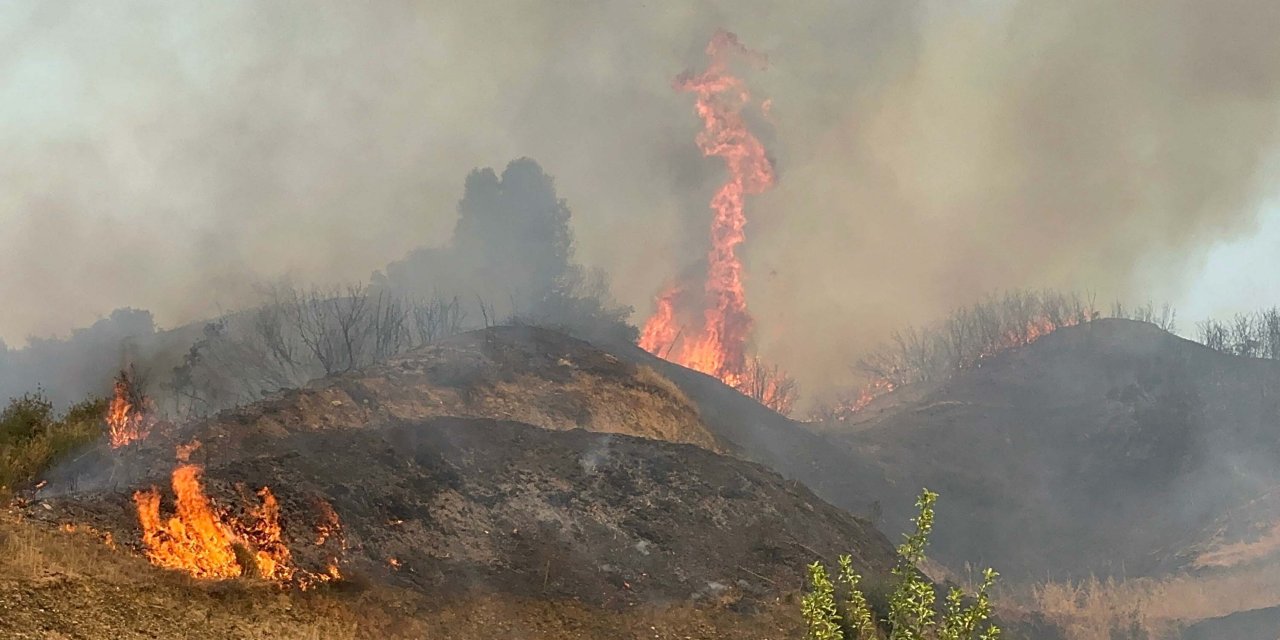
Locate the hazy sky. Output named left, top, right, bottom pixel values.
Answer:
left=3, top=1, right=1280, bottom=397
left=1176, top=202, right=1280, bottom=326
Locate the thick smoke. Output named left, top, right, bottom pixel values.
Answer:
left=3, top=1, right=1280, bottom=398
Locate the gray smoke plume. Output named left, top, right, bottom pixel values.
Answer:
left=3, top=1, right=1280, bottom=399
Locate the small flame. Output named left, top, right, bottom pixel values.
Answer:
left=106, top=372, right=152, bottom=448
left=846, top=380, right=898, bottom=415
left=59, top=522, right=117, bottom=550
left=313, top=498, right=344, bottom=547
left=830, top=312, right=1087, bottom=420
left=973, top=315, right=1084, bottom=365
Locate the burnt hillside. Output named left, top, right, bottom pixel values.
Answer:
left=823, top=319, right=1280, bottom=581
left=29, top=418, right=897, bottom=609
left=8, top=325, right=911, bottom=637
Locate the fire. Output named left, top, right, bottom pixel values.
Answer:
left=238, top=485, right=294, bottom=582
left=133, top=443, right=342, bottom=587
left=59, top=522, right=117, bottom=550
left=640, top=31, right=791, bottom=409
left=848, top=379, right=897, bottom=414
left=313, top=498, right=343, bottom=546
left=830, top=310, right=1090, bottom=419
left=637, top=286, right=681, bottom=357
left=106, top=370, right=152, bottom=448
left=133, top=461, right=241, bottom=579
left=970, top=313, right=1088, bottom=367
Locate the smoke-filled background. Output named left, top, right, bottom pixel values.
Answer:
left=4, top=0, right=1280, bottom=400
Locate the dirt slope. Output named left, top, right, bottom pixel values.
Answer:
left=211, top=324, right=721, bottom=450
left=598, top=337, right=887, bottom=519
left=28, top=418, right=897, bottom=610
left=3, top=323, right=1079, bottom=638
left=815, top=319, right=1280, bottom=581
left=1183, top=605, right=1280, bottom=640
left=0, top=510, right=809, bottom=640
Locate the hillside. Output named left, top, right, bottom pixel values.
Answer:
left=0, top=507, right=812, bottom=640
left=38, top=325, right=725, bottom=495
left=818, top=318, right=1280, bottom=582
left=27, top=418, right=896, bottom=608
left=4, top=325, right=909, bottom=638
left=599, top=336, right=888, bottom=520
left=1184, top=605, right=1280, bottom=640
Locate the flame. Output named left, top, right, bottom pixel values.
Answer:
left=829, top=312, right=1089, bottom=419
left=106, top=373, right=152, bottom=448
left=133, top=444, right=343, bottom=587
left=639, top=31, right=790, bottom=409
left=240, top=486, right=294, bottom=582
left=637, top=286, right=681, bottom=357
left=59, top=522, right=117, bottom=550
left=972, top=314, right=1086, bottom=366
left=847, top=379, right=898, bottom=414
left=313, top=498, right=343, bottom=546
left=133, top=462, right=241, bottom=580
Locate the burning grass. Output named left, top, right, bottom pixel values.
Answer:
left=133, top=443, right=342, bottom=588
left=0, top=511, right=812, bottom=639
left=813, top=290, right=1096, bottom=421
left=105, top=369, right=153, bottom=447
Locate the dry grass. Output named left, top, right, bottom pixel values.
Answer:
left=635, top=363, right=696, bottom=410
left=1007, top=562, right=1280, bottom=640
left=1194, top=521, right=1280, bottom=569
left=0, top=512, right=802, bottom=639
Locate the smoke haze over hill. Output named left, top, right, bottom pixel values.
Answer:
left=4, top=0, right=1280, bottom=397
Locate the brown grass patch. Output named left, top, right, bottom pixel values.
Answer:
left=0, top=512, right=802, bottom=639
left=1007, top=563, right=1280, bottom=640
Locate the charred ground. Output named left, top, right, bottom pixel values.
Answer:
left=28, top=417, right=895, bottom=608
left=820, top=319, right=1280, bottom=582
left=4, top=325, right=904, bottom=638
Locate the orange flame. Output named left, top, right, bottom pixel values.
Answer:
left=239, top=486, right=294, bottom=582
left=134, top=444, right=342, bottom=587
left=845, top=379, right=898, bottom=415
left=972, top=314, right=1086, bottom=366
left=640, top=31, right=789, bottom=408
left=133, top=462, right=241, bottom=580
left=830, top=312, right=1088, bottom=419
left=637, top=286, right=681, bottom=357
left=106, top=374, right=152, bottom=448
left=313, top=498, right=343, bottom=547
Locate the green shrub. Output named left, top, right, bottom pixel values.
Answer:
left=0, top=392, right=104, bottom=496
left=803, top=489, right=1000, bottom=640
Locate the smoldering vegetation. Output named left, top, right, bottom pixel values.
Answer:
left=852, top=291, right=1183, bottom=390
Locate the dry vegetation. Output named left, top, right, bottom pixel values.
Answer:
left=1011, top=563, right=1280, bottom=640
left=1196, top=307, right=1280, bottom=359
left=852, top=291, right=1187, bottom=391
left=856, top=290, right=1097, bottom=387
left=167, top=286, right=468, bottom=418
left=0, top=512, right=805, bottom=639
